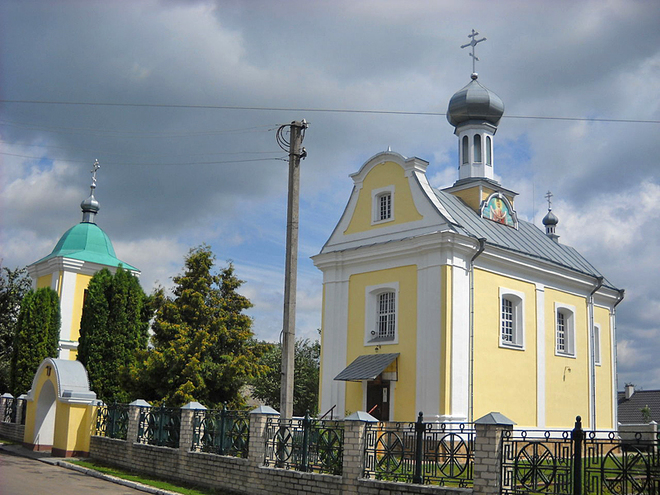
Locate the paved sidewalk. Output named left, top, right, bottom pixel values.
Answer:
left=0, top=443, right=181, bottom=495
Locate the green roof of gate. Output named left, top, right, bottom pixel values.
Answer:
left=33, top=222, right=138, bottom=271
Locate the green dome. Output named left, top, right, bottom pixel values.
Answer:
left=34, top=222, right=137, bottom=271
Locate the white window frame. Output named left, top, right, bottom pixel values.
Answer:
left=371, top=186, right=395, bottom=225
left=499, top=288, right=525, bottom=349
left=593, top=323, right=601, bottom=366
left=364, top=282, right=399, bottom=345
left=555, top=303, right=576, bottom=358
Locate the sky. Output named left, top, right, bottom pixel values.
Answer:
left=1, top=0, right=659, bottom=392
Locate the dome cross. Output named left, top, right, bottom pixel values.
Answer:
left=461, top=29, right=486, bottom=75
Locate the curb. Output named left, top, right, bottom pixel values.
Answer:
left=56, top=460, right=181, bottom=495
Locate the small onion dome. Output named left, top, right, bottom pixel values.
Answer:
left=447, top=73, right=504, bottom=127
left=80, top=193, right=100, bottom=223
left=542, top=209, right=559, bottom=227
left=81, top=194, right=100, bottom=214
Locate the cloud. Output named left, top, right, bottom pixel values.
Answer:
left=2, top=0, right=660, bottom=390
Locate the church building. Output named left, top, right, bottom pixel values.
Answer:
left=312, top=63, right=624, bottom=429
left=27, top=162, right=139, bottom=360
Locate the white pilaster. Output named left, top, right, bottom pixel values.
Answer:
left=535, top=283, right=546, bottom=428
left=450, top=261, right=470, bottom=422
left=415, top=257, right=443, bottom=420
left=319, top=277, right=349, bottom=419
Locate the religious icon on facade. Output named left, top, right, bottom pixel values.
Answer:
left=481, top=193, right=517, bottom=228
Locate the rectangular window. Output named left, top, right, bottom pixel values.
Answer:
left=593, top=324, right=601, bottom=366
left=379, top=193, right=392, bottom=221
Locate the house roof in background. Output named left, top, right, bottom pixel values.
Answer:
left=617, top=389, right=660, bottom=424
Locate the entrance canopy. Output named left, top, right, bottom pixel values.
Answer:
left=334, top=353, right=399, bottom=381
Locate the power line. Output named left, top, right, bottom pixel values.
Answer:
left=0, top=139, right=283, bottom=159
left=1, top=99, right=659, bottom=124
left=0, top=151, right=287, bottom=166
left=0, top=119, right=277, bottom=138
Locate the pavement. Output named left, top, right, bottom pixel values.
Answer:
left=0, top=442, right=182, bottom=495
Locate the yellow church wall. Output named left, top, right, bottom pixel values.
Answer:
left=345, top=265, right=418, bottom=419
left=472, top=269, right=538, bottom=426
left=594, top=306, right=614, bottom=429
left=36, top=274, right=53, bottom=289
left=450, top=187, right=483, bottom=212
left=68, top=273, right=92, bottom=349
left=344, top=161, right=423, bottom=235
left=544, top=288, right=590, bottom=428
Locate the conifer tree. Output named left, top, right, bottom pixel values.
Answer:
left=78, top=267, right=150, bottom=403
left=129, top=245, right=263, bottom=407
left=0, top=266, right=32, bottom=392
left=10, top=287, right=60, bottom=396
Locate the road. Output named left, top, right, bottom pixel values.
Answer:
left=0, top=450, right=148, bottom=495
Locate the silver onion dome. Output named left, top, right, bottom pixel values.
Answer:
left=447, top=73, right=504, bottom=128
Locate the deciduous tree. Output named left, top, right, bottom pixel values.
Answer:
left=78, top=267, right=150, bottom=403
left=10, top=287, right=60, bottom=395
left=0, top=266, right=31, bottom=392
left=251, top=338, right=320, bottom=417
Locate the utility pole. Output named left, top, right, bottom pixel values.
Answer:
left=277, top=120, right=308, bottom=420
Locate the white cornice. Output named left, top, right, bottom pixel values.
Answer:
left=28, top=256, right=140, bottom=281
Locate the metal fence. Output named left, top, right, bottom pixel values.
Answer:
left=191, top=406, right=250, bottom=458
left=363, top=412, right=474, bottom=487
left=137, top=406, right=181, bottom=448
left=264, top=414, right=344, bottom=475
left=95, top=403, right=129, bottom=440
left=501, top=416, right=660, bottom=495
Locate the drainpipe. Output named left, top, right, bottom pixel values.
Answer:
left=611, top=289, right=625, bottom=427
left=469, top=238, right=487, bottom=423
left=589, top=276, right=604, bottom=430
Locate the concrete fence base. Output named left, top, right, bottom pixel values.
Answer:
left=88, top=404, right=512, bottom=495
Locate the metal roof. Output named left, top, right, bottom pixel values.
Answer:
left=433, top=189, right=617, bottom=289
left=334, top=353, right=399, bottom=382
left=31, top=222, right=138, bottom=271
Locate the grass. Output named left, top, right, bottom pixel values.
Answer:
left=68, top=459, right=233, bottom=495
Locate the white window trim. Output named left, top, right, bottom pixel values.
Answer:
left=364, top=282, right=399, bottom=346
left=499, top=287, right=525, bottom=350
left=371, top=186, right=395, bottom=225
left=555, top=303, right=576, bottom=358
left=593, top=323, right=601, bottom=366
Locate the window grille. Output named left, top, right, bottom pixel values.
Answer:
left=501, top=298, right=514, bottom=343
left=379, top=193, right=391, bottom=221
left=557, top=311, right=566, bottom=352
left=377, top=292, right=396, bottom=340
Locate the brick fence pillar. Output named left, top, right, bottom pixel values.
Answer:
left=126, top=399, right=151, bottom=466
left=179, top=401, right=206, bottom=482
left=247, top=405, right=279, bottom=466
left=342, top=411, right=378, bottom=495
left=473, top=412, right=515, bottom=495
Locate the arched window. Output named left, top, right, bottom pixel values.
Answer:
left=462, top=136, right=469, bottom=164
left=474, top=134, right=482, bottom=162
left=365, top=283, right=399, bottom=344
left=556, top=305, right=576, bottom=356
left=499, top=289, right=524, bottom=348
left=376, top=291, right=396, bottom=341
left=486, top=136, right=492, bottom=165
